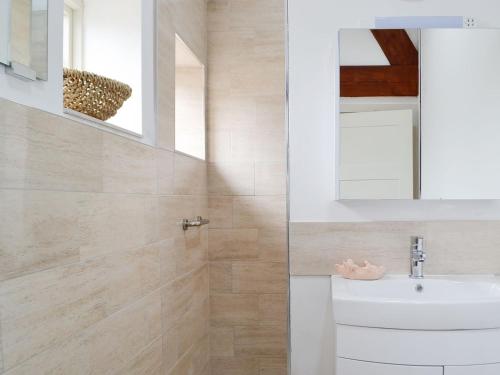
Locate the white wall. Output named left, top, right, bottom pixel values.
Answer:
left=421, top=29, right=500, bottom=199
left=290, top=276, right=334, bottom=375
left=289, top=2, right=500, bottom=374
left=288, top=0, right=500, bottom=222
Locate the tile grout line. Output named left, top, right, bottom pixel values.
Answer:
left=1, top=285, right=166, bottom=374
left=2, top=262, right=210, bottom=374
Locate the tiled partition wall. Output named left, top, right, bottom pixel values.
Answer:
left=290, top=221, right=500, bottom=275
left=0, top=0, right=209, bottom=374
left=206, top=0, right=288, bottom=374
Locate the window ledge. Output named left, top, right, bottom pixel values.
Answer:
left=63, top=108, right=151, bottom=144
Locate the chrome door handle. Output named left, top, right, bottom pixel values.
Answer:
left=182, top=216, right=210, bottom=231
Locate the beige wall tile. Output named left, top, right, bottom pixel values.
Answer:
left=259, top=357, right=288, bottom=375
left=210, top=357, right=259, bottom=375
left=207, top=129, right=231, bottom=162
left=255, top=96, right=285, bottom=132
left=164, top=299, right=209, bottom=372
left=0, top=190, right=82, bottom=281
left=161, top=266, right=209, bottom=333
left=208, top=29, right=256, bottom=67
left=0, top=243, right=162, bottom=371
left=253, top=129, right=285, bottom=162
left=233, top=196, right=286, bottom=229
left=259, top=294, right=288, bottom=324
left=290, top=222, right=418, bottom=276
left=230, top=129, right=256, bottom=162
left=229, top=60, right=284, bottom=97
left=255, top=161, right=286, bottom=196
left=233, top=325, right=287, bottom=358
left=170, top=0, right=207, bottom=65
left=232, top=262, right=287, bottom=294
left=207, top=95, right=256, bottom=132
left=210, top=326, right=234, bottom=357
left=209, top=262, right=233, bottom=293
left=175, top=226, right=208, bottom=276
left=207, top=0, right=287, bottom=371
left=206, top=0, right=229, bottom=32
left=156, top=149, right=175, bottom=195
left=0, top=99, right=103, bottom=192
left=160, top=239, right=177, bottom=286
left=174, top=153, right=207, bottom=196
left=114, top=337, right=163, bottom=375
left=210, top=293, right=259, bottom=327
left=79, top=194, right=159, bottom=259
left=176, top=299, right=209, bottom=360
left=102, top=133, right=157, bottom=194
left=167, top=336, right=210, bottom=375
left=208, top=196, right=233, bottom=228
left=208, top=162, right=254, bottom=196
left=290, top=221, right=500, bottom=276
left=5, top=291, right=161, bottom=375
left=208, top=229, right=259, bottom=261
left=0, top=0, right=209, bottom=373
left=0, top=315, right=4, bottom=374
left=159, top=195, right=193, bottom=240
left=258, top=227, right=287, bottom=262
left=157, top=0, right=176, bottom=151
left=421, top=221, right=500, bottom=274
left=162, top=329, right=179, bottom=373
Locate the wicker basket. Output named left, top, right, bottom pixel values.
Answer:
left=63, top=69, right=132, bottom=121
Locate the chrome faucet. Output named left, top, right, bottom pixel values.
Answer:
left=410, top=236, right=426, bottom=279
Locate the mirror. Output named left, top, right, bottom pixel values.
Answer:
left=338, top=28, right=500, bottom=200
left=0, top=0, right=10, bottom=65
left=0, top=0, right=48, bottom=80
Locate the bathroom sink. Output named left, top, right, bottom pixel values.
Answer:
left=332, top=275, right=500, bottom=330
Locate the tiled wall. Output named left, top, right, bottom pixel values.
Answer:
left=206, top=1, right=288, bottom=374
left=290, top=221, right=500, bottom=275
left=0, top=0, right=209, bottom=374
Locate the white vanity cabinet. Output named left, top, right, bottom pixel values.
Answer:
left=332, top=276, right=500, bottom=375
left=445, top=364, right=500, bottom=375
left=335, top=325, right=500, bottom=375
left=338, top=358, right=443, bottom=375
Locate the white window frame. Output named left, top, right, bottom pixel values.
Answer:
left=63, top=0, right=83, bottom=69
left=61, top=0, right=157, bottom=146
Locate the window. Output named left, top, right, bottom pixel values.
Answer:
left=175, top=35, right=206, bottom=160
left=62, top=0, right=155, bottom=141
left=63, top=0, right=82, bottom=69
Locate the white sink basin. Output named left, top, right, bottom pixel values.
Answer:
left=332, top=275, right=500, bottom=330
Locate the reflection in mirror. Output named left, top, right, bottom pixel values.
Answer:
left=1, top=0, right=48, bottom=80
left=10, top=0, right=31, bottom=66
left=0, top=0, right=10, bottom=65
left=420, top=29, right=500, bottom=199
left=338, top=29, right=420, bottom=199
left=30, top=0, right=48, bottom=79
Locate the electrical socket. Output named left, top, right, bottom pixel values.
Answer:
left=463, top=17, right=476, bottom=28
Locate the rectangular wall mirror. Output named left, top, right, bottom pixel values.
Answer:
left=0, top=0, right=48, bottom=80
left=338, top=28, right=500, bottom=200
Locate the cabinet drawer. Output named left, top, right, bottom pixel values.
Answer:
left=445, top=363, right=500, bottom=374
left=337, top=324, right=500, bottom=366
left=338, top=358, right=443, bottom=375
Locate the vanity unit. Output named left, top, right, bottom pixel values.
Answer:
left=332, top=275, right=500, bottom=374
